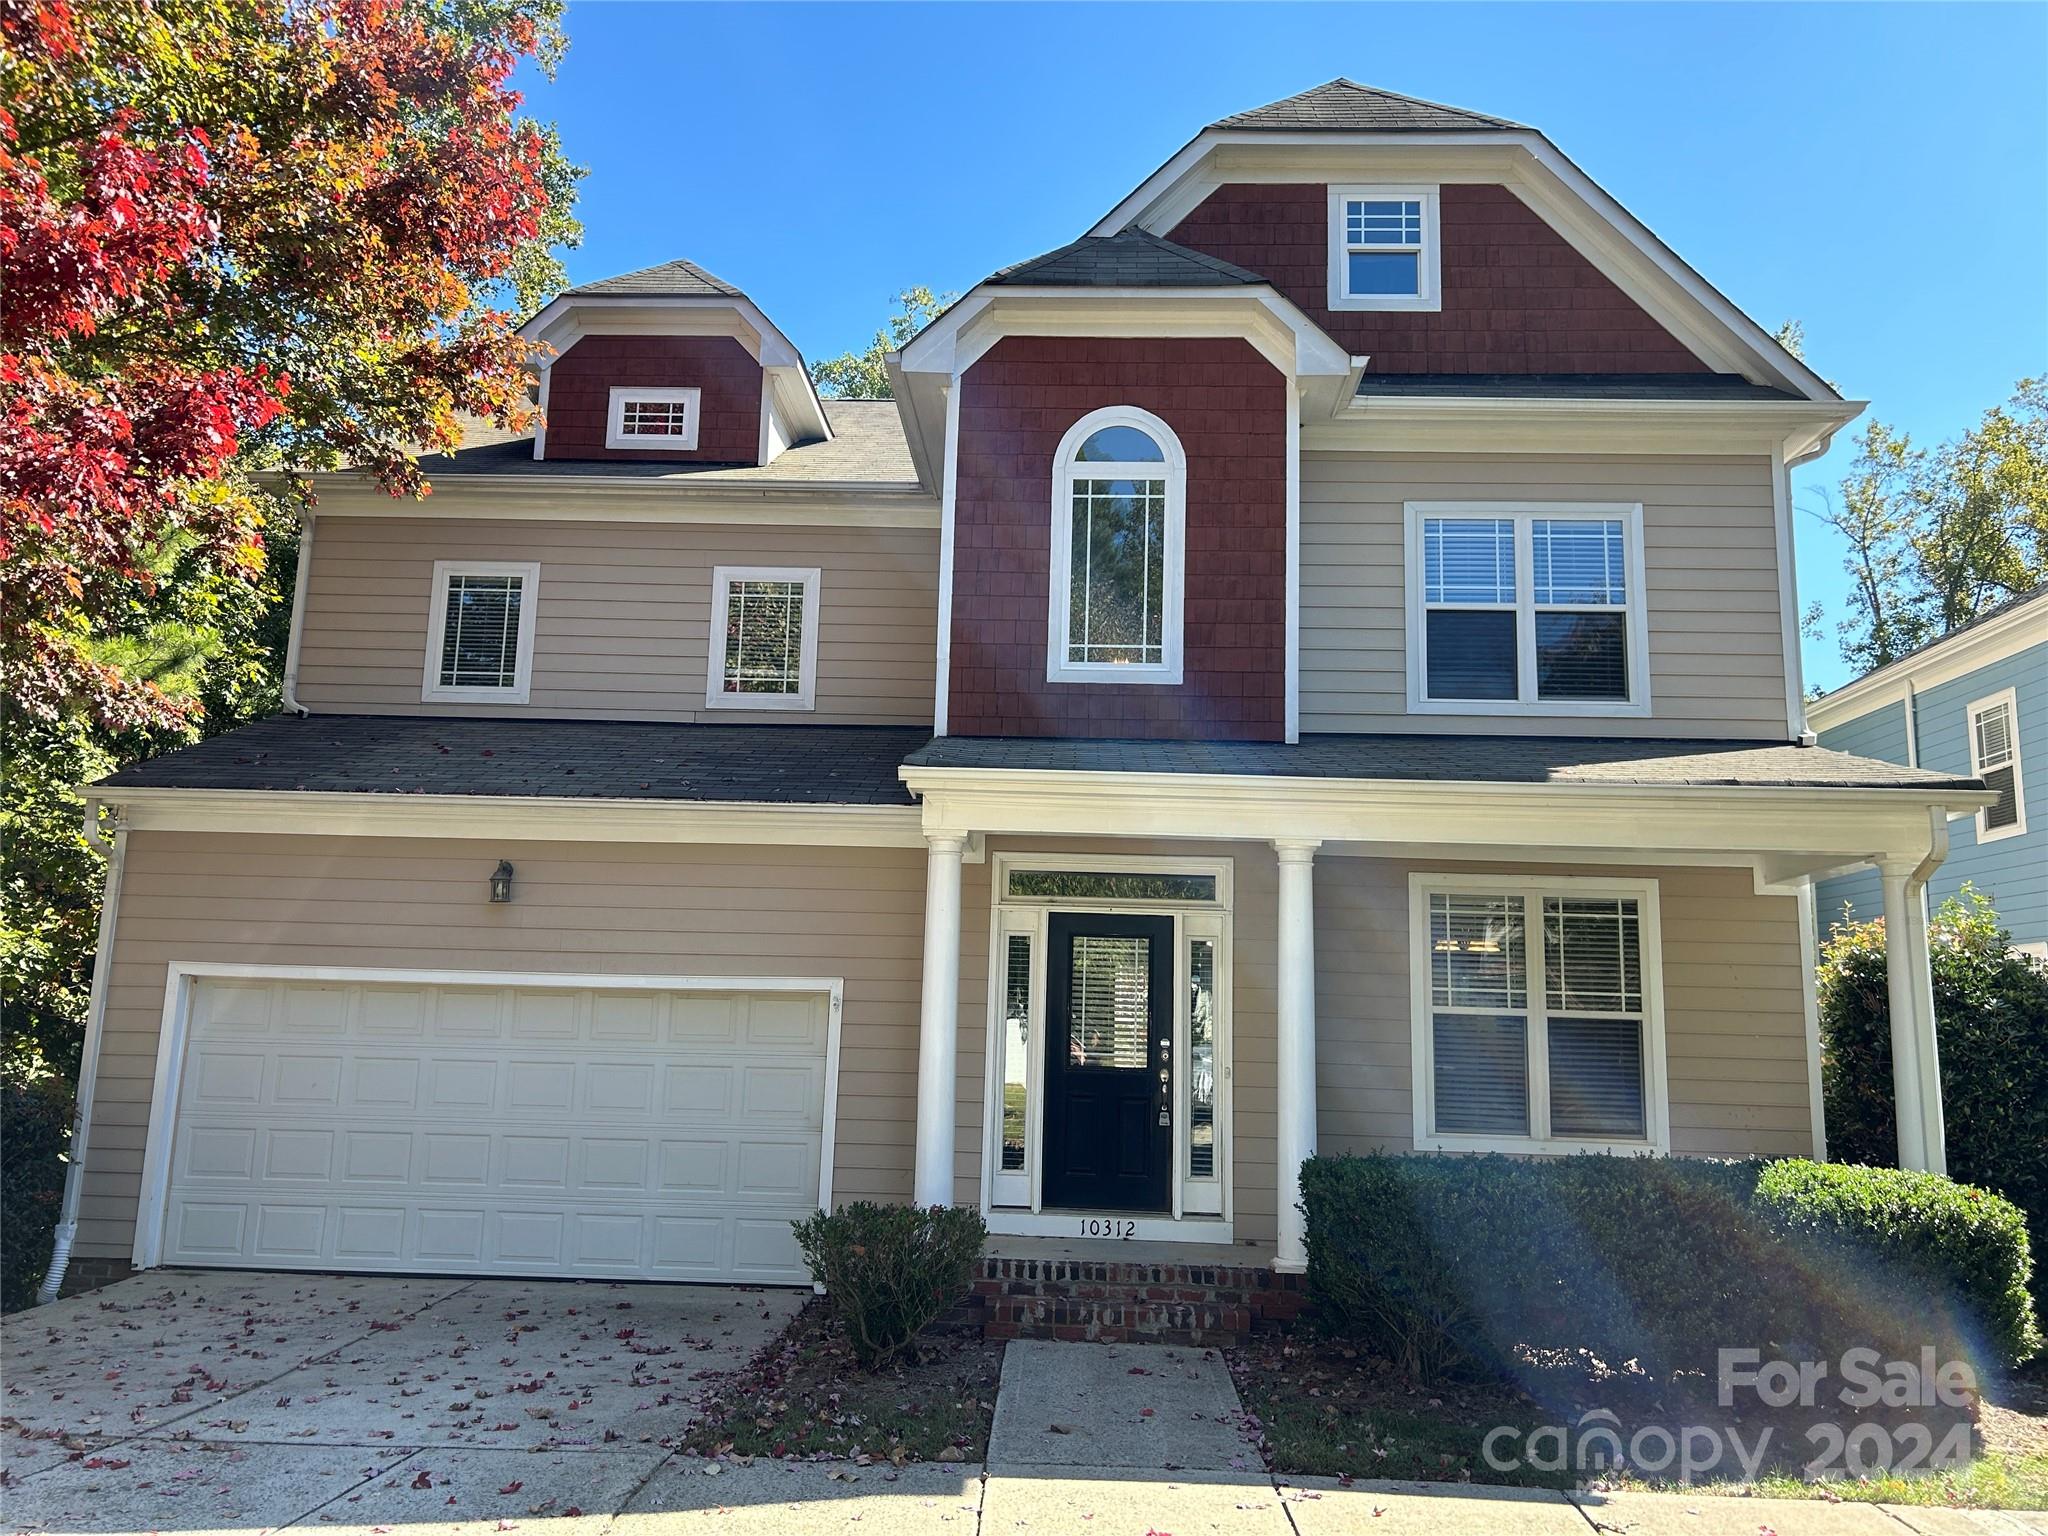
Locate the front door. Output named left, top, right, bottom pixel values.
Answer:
left=1043, top=913, right=1173, bottom=1212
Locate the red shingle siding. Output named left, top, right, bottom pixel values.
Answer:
left=542, top=334, right=763, bottom=462
left=1168, top=183, right=1710, bottom=375
left=949, top=336, right=1287, bottom=741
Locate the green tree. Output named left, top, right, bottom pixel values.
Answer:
left=1813, top=380, right=2047, bottom=672
left=809, top=287, right=952, bottom=399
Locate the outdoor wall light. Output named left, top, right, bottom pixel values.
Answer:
left=489, top=860, right=515, bottom=903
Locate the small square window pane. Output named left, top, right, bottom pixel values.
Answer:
left=1348, top=250, right=1420, bottom=296
left=1433, top=1014, right=1529, bottom=1135
left=1430, top=894, right=1526, bottom=1010
left=1548, top=1017, right=1646, bottom=1139
left=1426, top=610, right=1518, bottom=700
left=1533, top=519, right=1627, bottom=605
left=1534, top=612, right=1628, bottom=701
left=1424, top=519, right=1516, bottom=604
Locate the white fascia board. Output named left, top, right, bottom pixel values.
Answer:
left=1093, top=128, right=1840, bottom=402
left=307, top=476, right=935, bottom=527
left=102, top=787, right=926, bottom=848
left=1309, top=395, right=1863, bottom=460
left=900, top=765, right=1990, bottom=864
left=1805, top=592, right=2048, bottom=730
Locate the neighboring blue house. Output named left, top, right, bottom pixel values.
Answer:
left=1810, top=586, right=2048, bottom=956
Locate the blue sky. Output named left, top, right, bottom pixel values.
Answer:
left=523, top=2, right=2046, bottom=693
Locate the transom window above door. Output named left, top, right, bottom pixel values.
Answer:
left=422, top=561, right=539, bottom=704
left=706, top=566, right=820, bottom=710
left=1047, top=406, right=1186, bottom=686
left=1406, top=502, right=1650, bottom=717
left=1328, top=185, right=1441, bottom=311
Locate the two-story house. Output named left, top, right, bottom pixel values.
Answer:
left=55, top=81, right=1990, bottom=1305
left=1810, top=586, right=2047, bottom=956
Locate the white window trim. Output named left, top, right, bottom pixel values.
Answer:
left=705, top=564, right=821, bottom=712
left=1046, top=405, right=1186, bottom=687
left=422, top=560, right=540, bottom=704
left=1327, top=184, right=1442, bottom=313
left=979, top=851, right=1234, bottom=1242
left=1967, top=686, right=2027, bottom=843
left=606, top=385, right=701, bottom=450
left=1404, top=501, right=1651, bottom=718
left=1409, top=872, right=1669, bottom=1157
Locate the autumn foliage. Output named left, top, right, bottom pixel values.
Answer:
left=1, top=0, right=581, bottom=729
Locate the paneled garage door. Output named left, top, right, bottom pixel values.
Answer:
left=155, top=975, right=830, bottom=1283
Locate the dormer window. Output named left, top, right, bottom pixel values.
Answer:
left=1328, top=185, right=1440, bottom=312
left=1047, top=407, right=1186, bottom=686
left=606, top=386, right=701, bottom=450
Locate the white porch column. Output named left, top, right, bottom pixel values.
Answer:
left=1879, top=862, right=1946, bottom=1174
left=913, top=834, right=967, bottom=1208
left=1273, top=838, right=1321, bottom=1273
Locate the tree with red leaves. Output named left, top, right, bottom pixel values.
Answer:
left=1, top=0, right=582, bottom=731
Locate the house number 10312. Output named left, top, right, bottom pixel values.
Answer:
left=1077, top=1217, right=1137, bottom=1239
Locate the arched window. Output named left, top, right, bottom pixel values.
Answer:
left=1047, top=406, right=1186, bottom=685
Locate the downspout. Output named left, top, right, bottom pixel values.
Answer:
left=37, top=795, right=128, bottom=1304
left=280, top=508, right=315, bottom=717
left=1902, top=677, right=1920, bottom=768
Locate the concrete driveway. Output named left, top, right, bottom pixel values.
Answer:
left=0, top=1269, right=974, bottom=1534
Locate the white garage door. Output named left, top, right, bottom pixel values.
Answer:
left=155, top=975, right=830, bottom=1284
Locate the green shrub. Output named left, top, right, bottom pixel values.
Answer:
left=1817, top=888, right=2048, bottom=1330
left=1, top=1074, right=73, bottom=1311
left=792, top=1202, right=987, bottom=1369
left=1753, top=1159, right=2041, bottom=1369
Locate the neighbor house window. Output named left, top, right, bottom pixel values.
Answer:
left=1410, top=875, right=1667, bottom=1154
left=1407, top=502, right=1649, bottom=715
left=606, top=386, right=701, bottom=450
left=706, top=565, right=820, bottom=710
left=1968, top=689, right=2027, bottom=841
left=422, top=561, right=539, bottom=703
left=1328, top=185, right=1440, bottom=311
left=1046, top=406, right=1186, bottom=685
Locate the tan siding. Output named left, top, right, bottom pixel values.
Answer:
left=1314, top=859, right=1815, bottom=1160
left=297, top=517, right=937, bottom=724
left=1300, top=454, right=1789, bottom=736
left=78, top=832, right=928, bottom=1261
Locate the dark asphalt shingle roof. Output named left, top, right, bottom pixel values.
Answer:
left=565, top=258, right=743, bottom=300
left=1356, top=373, right=1805, bottom=403
left=1212, top=79, right=1524, bottom=134
left=987, top=229, right=1268, bottom=289
left=99, top=716, right=923, bottom=806
left=903, top=734, right=1984, bottom=791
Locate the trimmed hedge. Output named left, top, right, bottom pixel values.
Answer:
left=1, top=1075, right=72, bottom=1311
left=1302, top=1152, right=2039, bottom=1385
left=793, top=1202, right=987, bottom=1368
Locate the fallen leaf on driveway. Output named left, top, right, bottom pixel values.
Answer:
left=497, top=1481, right=523, bottom=1494
left=411, top=1470, right=433, bottom=1489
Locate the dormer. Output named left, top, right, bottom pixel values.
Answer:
left=518, top=259, right=832, bottom=467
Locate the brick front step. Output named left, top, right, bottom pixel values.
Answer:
left=970, top=1253, right=1305, bottom=1346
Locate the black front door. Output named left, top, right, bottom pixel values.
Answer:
left=1043, top=912, right=1173, bottom=1212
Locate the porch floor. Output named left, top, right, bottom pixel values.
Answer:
left=982, top=1234, right=1266, bottom=1268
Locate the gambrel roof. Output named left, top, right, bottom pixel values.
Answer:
left=563, top=257, right=743, bottom=299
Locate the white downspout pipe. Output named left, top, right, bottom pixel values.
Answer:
left=37, top=796, right=127, bottom=1304
left=280, top=508, right=315, bottom=717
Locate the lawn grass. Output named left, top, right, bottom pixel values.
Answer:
left=680, top=1297, right=1002, bottom=1465
left=1745, top=1451, right=2048, bottom=1509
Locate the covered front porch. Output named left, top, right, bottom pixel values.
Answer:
left=899, top=736, right=1989, bottom=1274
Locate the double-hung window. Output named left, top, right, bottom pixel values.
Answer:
left=706, top=565, right=820, bottom=710
left=1328, top=185, right=1440, bottom=311
left=422, top=561, right=539, bottom=703
left=1408, top=503, right=1649, bottom=715
left=1968, top=689, right=2027, bottom=841
left=1410, top=874, right=1667, bottom=1154
left=1047, top=406, right=1186, bottom=685
left=606, top=386, right=700, bottom=450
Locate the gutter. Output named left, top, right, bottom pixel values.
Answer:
left=280, top=508, right=314, bottom=716
left=37, top=796, right=127, bottom=1304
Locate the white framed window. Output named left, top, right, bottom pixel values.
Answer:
left=1328, top=184, right=1441, bottom=312
left=1968, top=688, right=2027, bottom=842
left=1408, top=873, right=1669, bottom=1156
left=706, top=565, right=820, bottom=710
left=1404, top=501, right=1650, bottom=717
left=606, top=386, right=701, bottom=450
left=422, top=561, right=539, bottom=704
left=1046, top=405, right=1186, bottom=686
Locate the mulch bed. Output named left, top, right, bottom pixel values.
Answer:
left=678, top=1297, right=1003, bottom=1466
